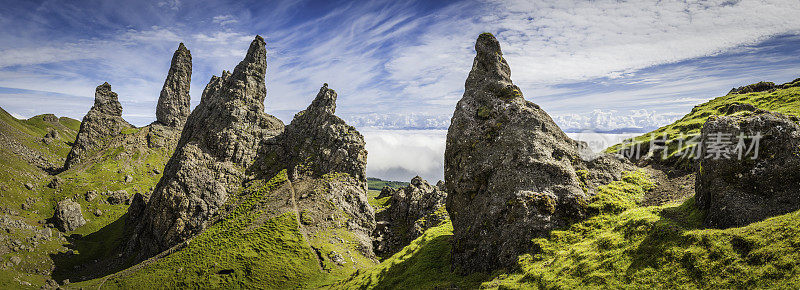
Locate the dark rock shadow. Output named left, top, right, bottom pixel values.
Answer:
left=49, top=213, right=128, bottom=283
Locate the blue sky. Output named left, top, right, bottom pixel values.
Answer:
left=1, top=0, right=800, bottom=181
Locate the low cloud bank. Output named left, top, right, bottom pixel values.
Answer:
left=361, top=129, right=447, bottom=182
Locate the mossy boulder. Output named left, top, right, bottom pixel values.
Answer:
left=696, top=110, right=800, bottom=228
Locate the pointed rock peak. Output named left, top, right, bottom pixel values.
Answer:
left=173, top=43, right=191, bottom=60
left=157, top=42, right=192, bottom=127
left=470, top=32, right=512, bottom=84
left=231, top=35, right=267, bottom=80
left=93, top=82, right=122, bottom=116
left=308, top=83, right=337, bottom=114
left=411, top=176, right=424, bottom=187
left=476, top=33, right=501, bottom=55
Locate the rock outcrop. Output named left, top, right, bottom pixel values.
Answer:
left=444, top=33, right=630, bottom=273
left=64, top=83, right=132, bottom=169
left=696, top=110, right=800, bottom=228
left=124, top=36, right=284, bottom=260
left=728, top=81, right=776, bottom=95
left=156, top=43, right=192, bottom=127
left=54, top=199, right=86, bottom=231
left=282, top=84, right=368, bottom=186
left=254, top=83, right=375, bottom=258
left=372, top=176, right=447, bottom=257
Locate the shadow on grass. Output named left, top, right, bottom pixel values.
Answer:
left=50, top=213, right=127, bottom=283
left=626, top=197, right=705, bottom=279
left=339, top=232, right=496, bottom=289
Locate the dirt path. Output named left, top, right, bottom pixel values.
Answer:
left=641, top=165, right=696, bottom=206
left=286, top=178, right=323, bottom=270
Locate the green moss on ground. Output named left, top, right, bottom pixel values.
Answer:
left=335, top=220, right=489, bottom=289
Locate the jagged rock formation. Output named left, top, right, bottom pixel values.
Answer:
left=64, top=83, right=132, bottom=169
left=54, top=199, right=86, bottom=231
left=444, top=33, right=630, bottom=273
left=696, top=110, right=800, bottom=228
left=282, top=84, right=368, bottom=186
left=251, top=83, right=375, bottom=259
left=124, top=36, right=285, bottom=260
left=372, top=176, right=447, bottom=257
left=728, top=81, right=775, bottom=95
left=156, top=43, right=192, bottom=127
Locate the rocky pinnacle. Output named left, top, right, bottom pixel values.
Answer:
left=283, top=84, right=367, bottom=187
left=64, top=83, right=131, bottom=169
left=444, top=33, right=629, bottom=273
left=156, top=43, right=192, bottom=127
left=124, top=35, right=284, bottom=261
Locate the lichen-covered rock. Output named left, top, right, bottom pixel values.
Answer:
left=282, top=84, right=368, bottom=187
left=64, top=83, right=132, bottom=169
left=696, top=110, right=800, bottom=228
left=156, top=43, right=192, bottom=127
left=42, top=114, right=58, bottom=123
left=125, top=36, right=284, bottom=260
left=372, top=176, right=447, bottom=257
left=728, top=81, right=776, bottom=95
left=444, top=33, right=630, bottom=273
left=106, top=190, right=131, bottom=205
left=42, top=127, right=59, bottom=144
left=54, top=199, right=86, bottom=231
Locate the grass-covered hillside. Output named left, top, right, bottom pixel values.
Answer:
left=75, top=170, right=381, bottom=289
left=0, top=107, right=176, bottom=288
left=607, top=79, right=800, bottom=171
left=339, top=170, right=800, bottom=288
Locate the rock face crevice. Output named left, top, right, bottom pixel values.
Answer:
left=372, top=176, right=447, bottom=257
left=444, top=33, right=630, bottom=273
left=696, top=110, right=800, bottom=228
left=156, top=43, right=192, bottom=128
left=64, top=83, right=132, bottom=169
left=124, top=36, right=285, bottom=260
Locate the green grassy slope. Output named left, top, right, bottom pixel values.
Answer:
left=367, top=178, right=409, bottom=192
left=366, top=177, right=409, bottom=212
left=79, top=170, right=379, bottom=289
left=0, top=107, right=175, bottom=287
left=340, top=170, right=800, bottom=289
left=606, top=80, right=800, bottom=171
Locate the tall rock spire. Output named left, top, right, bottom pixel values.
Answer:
left=64, top=83, right=131, bottom=169
left=156, top=43, right=192, bottom=127
left=444, top=33, right=630, bottom=273
left=124, top=35, right=284, bottom=260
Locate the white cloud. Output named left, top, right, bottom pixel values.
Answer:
left=385, top=0, right=800, bottom=114
left=362, top=129, right=446, bottom=182
left=553, top=109, right=678, bottom=131
left=157, top=0, right=181, bottom=11
left=212, top=15, right=238, bottom=26
left=345, top=113, right=450, bottom=130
